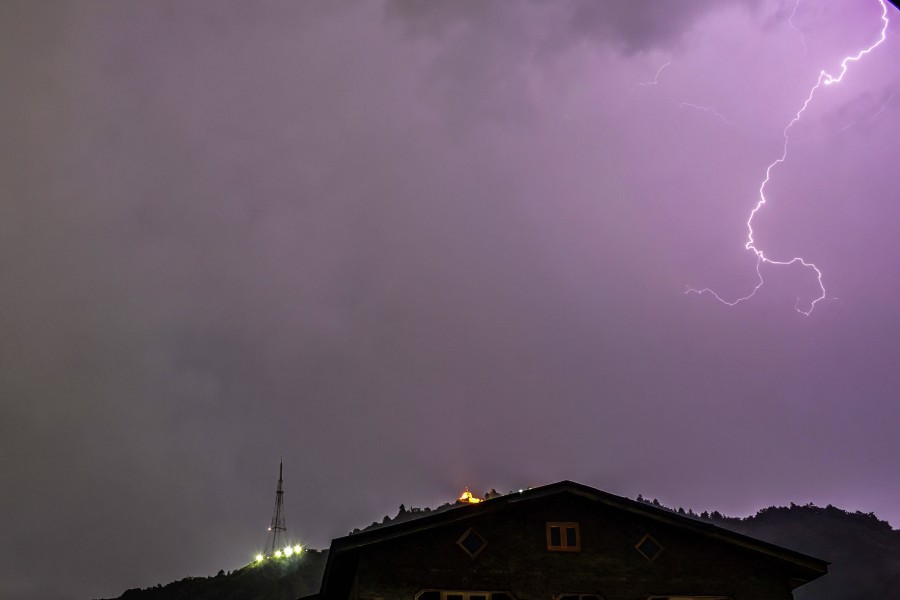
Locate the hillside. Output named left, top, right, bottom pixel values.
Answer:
left=710, top=504, right=900, bottom=600
left=102, top=549, right=327, bottom=600
left=630, top=495, right=900, bottom=600
left=104, top=496, right=900, bottom=600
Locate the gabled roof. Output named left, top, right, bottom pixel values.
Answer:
left=318, top=480, right=828, bottom=598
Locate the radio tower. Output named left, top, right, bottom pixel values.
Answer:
left=265, top=459, right=288, bottom=555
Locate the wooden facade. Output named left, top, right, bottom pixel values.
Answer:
left=315, top=481, right=827, bottom=600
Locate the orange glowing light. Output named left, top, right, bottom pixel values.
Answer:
left=458, top=487, right=482, bottom=504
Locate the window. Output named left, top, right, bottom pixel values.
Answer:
left=415, top=591, right=513, bottom=600
left=456, top=528, right=487, bottom=558
left=647, top=597, right=731, bottom=600
left=635, top=533, right=663, bottom=562
left=546, top=522, right=580, bottom=551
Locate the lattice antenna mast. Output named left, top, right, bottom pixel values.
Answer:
left=265, top=459, right=288, bottom=555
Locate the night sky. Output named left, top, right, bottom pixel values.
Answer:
left=2, top=2, right=899, bottom=599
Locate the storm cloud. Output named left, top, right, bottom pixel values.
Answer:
left=1, top=2, right=898, bottom=599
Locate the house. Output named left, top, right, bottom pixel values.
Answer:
left=312, top=481, right=828, bottom=600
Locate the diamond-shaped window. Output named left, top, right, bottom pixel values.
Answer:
left=457, top=528, right=487, bottom=558
left=636, top=533, right=663, bottom=562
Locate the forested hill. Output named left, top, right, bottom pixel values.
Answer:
left=706, top=503, right=900, bottom=600
left=632, top=494, right=900, bottom=600
left=102, top=549, right=327, bottom=600
left=102, top=498, right=900, bottom=600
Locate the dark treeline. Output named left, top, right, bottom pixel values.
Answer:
left=103, top=549, right=327, bottom=600
left=634, top=495, right=900, bottom=600
left=103, top=495, right=900, bottom=600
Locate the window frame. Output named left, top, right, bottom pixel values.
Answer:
left=546, top=521, right=581, bottom=552
left=456, top=527, right=488, bottom=559
left=415, top=591, right=514, bottom=600
left=647, top=597, right=732, bottom=600
left=635, top=533, right=664, bottom=562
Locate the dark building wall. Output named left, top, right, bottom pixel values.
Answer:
left=352, top=493, right=796, bottom=600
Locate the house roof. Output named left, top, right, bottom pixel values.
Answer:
left=318, top=480, right=829, bottom=598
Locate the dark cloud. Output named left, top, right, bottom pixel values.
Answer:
left=387, top=0, right=759, bottom=54
left=1, top=1, right=899, bottom=599
left=565, top=0, right=751, bottom=54
left=383, top=0, right=761, bottom=124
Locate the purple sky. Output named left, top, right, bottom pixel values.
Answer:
left=2, top=2, right=899, bottom=599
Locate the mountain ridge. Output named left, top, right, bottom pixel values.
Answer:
left=101, top=496, right=900, bottom=600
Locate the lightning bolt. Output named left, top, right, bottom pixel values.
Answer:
left=638, top=58, right=671, bottom=86
left=789, top=0, right=808, bottom=56
left=871, top=91, right=895, bottom=120
left=679, top=102, right=733, bottom=126
left=688, top=0, right=890, bottom=315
